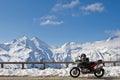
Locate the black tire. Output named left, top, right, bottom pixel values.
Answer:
left=94, top=68, right=104, bottom=78
left=70, top=67, right=80, bottom=78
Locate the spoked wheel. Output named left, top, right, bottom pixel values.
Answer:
left=94, top=68, right=104, bottom=78
left=70, top=67, right=80, bottom=78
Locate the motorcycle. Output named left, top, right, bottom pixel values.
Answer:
left=70, top=57, right=105, bottom=78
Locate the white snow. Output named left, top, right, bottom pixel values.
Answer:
left=0, top=66, right=120, bottom=77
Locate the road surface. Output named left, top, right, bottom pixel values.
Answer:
left=0, top=76, right=119, bottom=80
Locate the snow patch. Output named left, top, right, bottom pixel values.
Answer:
left=0, top=66, right=120, bottom=77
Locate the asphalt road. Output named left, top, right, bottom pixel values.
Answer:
left=0, top=76, right=119, bottom=80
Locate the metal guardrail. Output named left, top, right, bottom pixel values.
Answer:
left=0, top=61, right=119, bottom=69
left=0, top=62, right=73, bottom=69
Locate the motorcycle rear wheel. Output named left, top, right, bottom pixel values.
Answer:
left=94, top=68, right=104, bottom=78
left=70, top=67, right=80, bottom=78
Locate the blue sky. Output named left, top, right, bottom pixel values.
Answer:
left=0, top=0, right=120, bottom=46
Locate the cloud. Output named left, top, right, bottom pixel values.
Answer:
left=52, top=0, right=79, bottom=12
left=40, top=20, right=63, bottom=25
left=40, top=15, right=63, bottom=26
left=33, top=1, right=106, bottom=26
left=80, top=3, right=105, bottom=14
left=40, top=15, right=56, bottom=20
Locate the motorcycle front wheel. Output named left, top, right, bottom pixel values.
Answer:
left=70, top=67, right=80, bottom=78
left=94, top=68, right=104, bottom=78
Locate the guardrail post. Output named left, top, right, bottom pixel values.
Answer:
left=43, top=63, right=46, bottom=69
left=66, top=63, right=69, bottom=68
left=1, top=63, right=4, bottom=68
left=113, top=62, right=116, bottom=66
left=22, top=63, right=24, bottom=69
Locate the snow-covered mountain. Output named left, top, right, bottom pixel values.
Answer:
left=0, top=35, right=120, bottom=68
left=52, top=35, right=120, bottom=62
left=0, top=36, right=54, bottom=68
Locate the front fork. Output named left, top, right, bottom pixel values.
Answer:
left=94, top=65, right=104, bottom=73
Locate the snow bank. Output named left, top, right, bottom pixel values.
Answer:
left=0, top=66, right=120, bottom=77
left=104, top=66, right=120, bottom=77
left=0, top=68, right=70, bottom=76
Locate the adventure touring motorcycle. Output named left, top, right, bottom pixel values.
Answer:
left=70, top=57, right=105, bottom=78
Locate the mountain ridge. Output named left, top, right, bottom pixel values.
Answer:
left=0, top=35, right=120, bottom=68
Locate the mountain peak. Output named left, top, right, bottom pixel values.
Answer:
left=62, top=42, right=77, bottom=47
left=21, top=35, right=28, bottom=39
left=31, top=37, right=40, bottom=41
left=106, top=36, right=120, bottom=41
left=19, top=36, right=29, bottom=41
left=31, top=37, right=50, bottom=48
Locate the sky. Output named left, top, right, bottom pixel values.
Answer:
left=0, top=0, right=120, bottom=46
